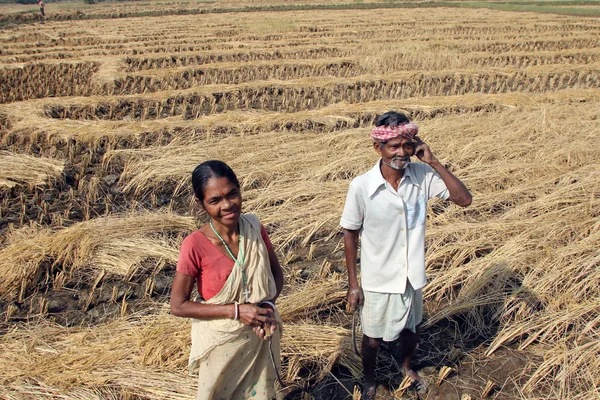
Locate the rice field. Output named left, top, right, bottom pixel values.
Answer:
left=1, top=3, right=599, bottom=399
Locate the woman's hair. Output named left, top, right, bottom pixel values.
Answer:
left=191, top=160, right=240, bottom=202
left=375, top=111, right=410, bottom=128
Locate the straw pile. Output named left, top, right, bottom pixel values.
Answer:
left=0, top=151, right=63, bottom=189
left=0, top=212, right=195, bottom=301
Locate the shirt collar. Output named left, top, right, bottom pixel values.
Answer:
left=367, top=159, right=421, bottom=197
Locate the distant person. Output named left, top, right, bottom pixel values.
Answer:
left=341, top=111, right=472, bottom=399
left=170, top=160, right=284, bottom=400
left=37, top=0, right=45, bottom=22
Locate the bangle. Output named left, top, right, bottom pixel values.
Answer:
left=259, top=300, right=276, bottom=311
left=233, top=302, right=239, bottom=320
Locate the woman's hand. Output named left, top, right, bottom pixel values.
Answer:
left=239, top=303, right=276, bottom=339
left=255, top=303, right=278, bottom=340
left=252, top=321, right=277, bottom=340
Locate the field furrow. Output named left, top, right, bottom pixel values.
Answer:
left=124, top=47, right=350, bottom=71
left=42, top=69, right=600, bottom=120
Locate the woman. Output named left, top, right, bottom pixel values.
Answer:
left=170, top=160, right=284, bottom=400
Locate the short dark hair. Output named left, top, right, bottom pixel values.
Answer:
left=191, top=160, right=240, bottom=202
left=375, top=111, right=410, bottom=128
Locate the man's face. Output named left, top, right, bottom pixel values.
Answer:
left=374, top=137, right=416, bottom=170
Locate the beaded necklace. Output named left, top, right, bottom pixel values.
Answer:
left=209, top=219, right=250, bottom=302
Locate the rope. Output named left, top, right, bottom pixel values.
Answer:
left=268, top=336, right=286, bottom=389
left=352, top=309, right=361, bottom=357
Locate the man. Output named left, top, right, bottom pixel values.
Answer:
left=340, top=111, right=472, bottom=399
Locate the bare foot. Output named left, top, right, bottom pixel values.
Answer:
left=402, top=367, right=429, bottom=393
left=361, top=381, right=377, bottom=400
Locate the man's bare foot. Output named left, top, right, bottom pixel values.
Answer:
left=402, top=367, right=429, bottom=393
left=361, top=381, right=377, bottom=400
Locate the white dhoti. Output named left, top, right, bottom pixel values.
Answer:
left=360, top=283, right=423, bottom=342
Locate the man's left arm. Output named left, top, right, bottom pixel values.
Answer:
left=414, top=136, right=472, bottom=207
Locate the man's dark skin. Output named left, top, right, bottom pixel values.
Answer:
left=345, top=135, right=471, bottom=398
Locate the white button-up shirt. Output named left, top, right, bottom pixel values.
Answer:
left=340, top=160, right=449, bottom=294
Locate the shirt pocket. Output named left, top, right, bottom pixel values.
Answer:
left=405, top=195, right=426, bottom=229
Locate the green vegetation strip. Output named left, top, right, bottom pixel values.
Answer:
left=1, top=0, right=599, bottom=28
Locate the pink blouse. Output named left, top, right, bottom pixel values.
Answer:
left=176, top=225, right=273, bottom=300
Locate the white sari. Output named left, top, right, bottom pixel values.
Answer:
left=188, top=214, right=282, bottom=400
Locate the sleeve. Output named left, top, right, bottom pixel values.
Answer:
left=260, top=224, right=274, bottom=252
left=176, top=235, right=201, bottom=278
left=340, top=181, right=365, bottom=230
left=427, top=167, right=450, bottom=201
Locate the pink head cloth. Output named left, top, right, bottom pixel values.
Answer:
left=370, top=123, right=419, bottom=142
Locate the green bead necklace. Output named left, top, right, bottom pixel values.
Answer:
left=209, top=219, right=250, bottom=302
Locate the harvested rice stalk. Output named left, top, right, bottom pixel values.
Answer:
left=0, top=151, right=63, bottom=188
left=277, top=277, right=346, bottom=322
left=0, top=212, right=195, bottom=300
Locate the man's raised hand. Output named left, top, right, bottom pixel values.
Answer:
left=413, top=136, right=438, bottom=165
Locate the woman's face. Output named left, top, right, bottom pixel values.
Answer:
left=200, top=176, right=242, bottom=227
